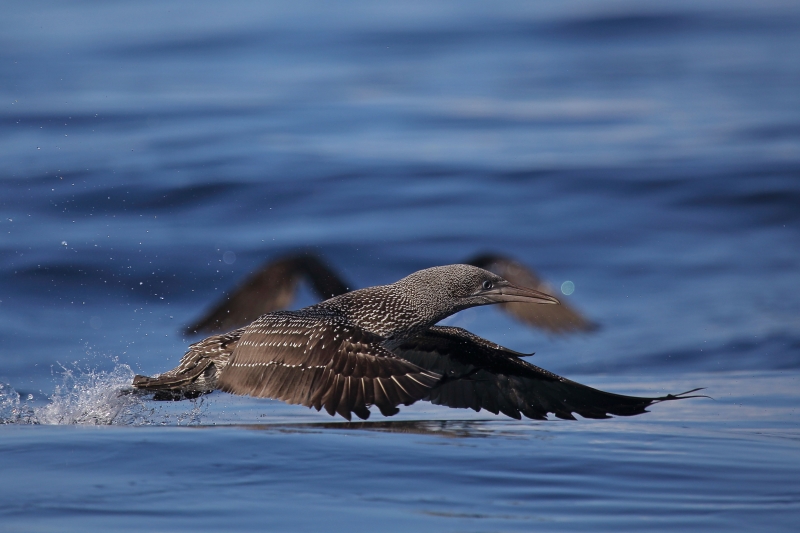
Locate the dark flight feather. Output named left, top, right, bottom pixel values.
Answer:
left=394, top=326, right=699, bottom=420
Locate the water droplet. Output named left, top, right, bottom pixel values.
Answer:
left=561, top=281, right=575, bottom=295
left=223, top=251, right=236, bottom=264
left=61, top=241, right=68, bottom=247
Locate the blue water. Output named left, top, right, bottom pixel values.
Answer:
left=2, top=1, right=799, bottom=531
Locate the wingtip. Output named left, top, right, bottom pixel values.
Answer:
left=655, top=387, right=711, bottom=402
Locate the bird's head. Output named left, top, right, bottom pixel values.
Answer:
left=398, top=264, right=559, bottom=321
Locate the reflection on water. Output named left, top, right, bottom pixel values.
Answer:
left=220, top=419, right=503, bottom=439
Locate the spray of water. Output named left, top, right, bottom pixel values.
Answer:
left=0, top=361, right=208, bottom=426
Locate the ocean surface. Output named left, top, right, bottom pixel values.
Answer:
left=1, top=1, right=799, bottom=531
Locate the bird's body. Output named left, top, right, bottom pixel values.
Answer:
left=134, top=264, right=699, bottom=420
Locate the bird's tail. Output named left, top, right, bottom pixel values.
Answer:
left=132, top=362, right=213, bottom=401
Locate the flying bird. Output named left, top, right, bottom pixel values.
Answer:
left=185, top=252, right=595, bottom=335
left=134, top=265, right=699, bottom=420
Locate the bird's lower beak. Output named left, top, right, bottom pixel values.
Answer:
left=486, top=283, right=560, bottom=305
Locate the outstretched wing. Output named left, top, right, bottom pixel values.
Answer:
left=133, top=327, right=246, bottom=400
left=467, top=253, right=596, bottom=333
left=185, top=253, right=350, bottom=335
left=394, top=326, right=695, bottom=420
left=218, top=312, right=441, bottom=420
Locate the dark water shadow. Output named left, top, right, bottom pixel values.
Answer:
left=186, top=419, right=536, bottom=439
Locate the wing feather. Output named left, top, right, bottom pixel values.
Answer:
left=218, top=312, right=440, bottom=420
left=394, top=326, right=699, bottom=420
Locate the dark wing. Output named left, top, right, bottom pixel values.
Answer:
left=218, top=312, right=441, bottom=420
left=185, top=253, right=350, bottom=335
left=467, top=253, right=596, bottom=333
left=133, top=327, right=246, bottom=400
left=394, top=326, right=697, bottom=420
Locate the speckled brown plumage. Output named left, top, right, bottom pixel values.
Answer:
left=214, top=265, right=552, bottom=419
left=219, top=311, right=439, bottom=419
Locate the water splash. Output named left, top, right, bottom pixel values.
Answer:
left=0, top=382, right=32, bottom=424
left=0, top=362, right=208, bottom=426
left=38, top=363, right=149, bottom=425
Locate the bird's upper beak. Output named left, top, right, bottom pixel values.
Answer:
left=483, top=281, right=560, bottom=305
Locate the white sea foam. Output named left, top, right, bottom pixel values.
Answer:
left=0, top=362, right=208, bottom=426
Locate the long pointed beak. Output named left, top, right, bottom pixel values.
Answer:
left=485, top=282, right=560, bottom=305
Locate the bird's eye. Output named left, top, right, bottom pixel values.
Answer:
left=482, top=280, right=493, bottom=290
